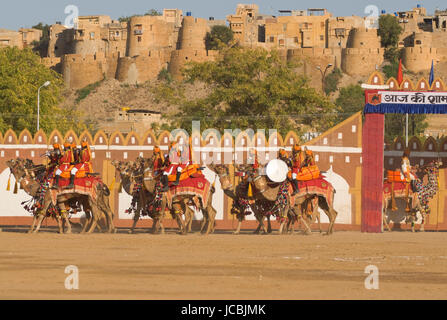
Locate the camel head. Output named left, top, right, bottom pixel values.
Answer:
left=208, top=164, right=233, bottom=191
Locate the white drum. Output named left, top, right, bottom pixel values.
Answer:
left=266, top=159, right=289, bottom=183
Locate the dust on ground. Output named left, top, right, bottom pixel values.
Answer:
left=0, top=228, right=446, bottom=300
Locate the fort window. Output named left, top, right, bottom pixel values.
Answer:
left=90, top=32, right=95, bottom=40
left=320, top=35, right=324, bottom=41
left=416, top=40, right=422, bottom=44
left=138, top=36, right=142, bottom=42
left=269, top=36, right=274, bottom=42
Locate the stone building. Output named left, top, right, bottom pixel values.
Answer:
left=0, top=28, right=42, bottom=49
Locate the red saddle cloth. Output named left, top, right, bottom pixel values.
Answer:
left=383, top=181, right=417, bottom=204
left=166, top=174, right=211, bottom=208
left=288, top=176, right=335, bottom=208
left=50, top=176, right=102, bottom=205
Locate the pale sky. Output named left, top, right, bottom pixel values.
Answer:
left=1, top=0, right=445, bottom=30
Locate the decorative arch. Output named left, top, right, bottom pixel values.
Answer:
left=109, top=131, right=126, bottom=146
left=367, top=71, right=384, bottom=85
left=141, top=129, right=157, bottom=146
left=3, top=129, right=18, bottom=144
left=78, top=130, right=94, bottom=146
left=400, top=78, right=414, bottom=90
left=423, top=136, right=437, bottom=152
left=408, top=136, right=422, bottom=151
left=125, top=131, right=141, bottom=146
left=431, top=77, right=445, bottom=91
left=393, top=137, right=405, bottom=151
left=386, top=77, right=399, bottom=91
left=283, top=131, right=300, bottom=148
left=33, top=129, right=47, bottom=145
left=18, top=129, right=33, bottom=145
left=416, top=78, right=430, bottom=91
left=440, top=136, right=447, bottom=152
left=157, top=131, right=172, bottom=146
left=48, top=129, right=64, bottom=146
left=93, top=130, right=108, bottom=146
left=64, top=130, right=79, bottom=146
left=269, top=131, right=284, bottom=149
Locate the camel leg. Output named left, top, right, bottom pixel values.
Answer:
left=203, top=201, right=217, bottom=235
left=61, top=209, right=72, bottom=234
left=32, top=214, right=46, bottom=234
left=299, top=215, right=312, bottom=235
left=267, top=215, right=272, bottom=234
left=80, top=211, right=91, bottom=234
left=98, top=195, right=115, bottom=233
left=420, top=211, right=425, bottom=232
left=55, top=214, right=63, bottom=234
left=86, top=200, right=100, bottom=234
left=129, top=211, right=140, bottom=234
left=324, top=207, right=338, bottom=235
left=233, top=217, right=243, bottom=235
left=28, top=214, right=39, bottom=233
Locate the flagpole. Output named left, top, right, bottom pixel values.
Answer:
left=405, top=113, right=408, bottom=147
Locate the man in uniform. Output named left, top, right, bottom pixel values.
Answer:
left=401, top=148, right=417, bottom=190
left=291, top=143, right=305, bottom=195
left=47, top=143, right=62, bottom=179
left=66, top=140, right=93, bottom=189
left=51, top=141, right=74, bottom=189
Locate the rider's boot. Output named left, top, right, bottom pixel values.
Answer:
left=161, top=175, right=169, bottom=192
left=291, top=179, right=299, bottom=195
left=173, top=171, right=181, bottom=186
left=51, top=175, right=60, bottom=190
left=64, top=174, right=75, bottom=190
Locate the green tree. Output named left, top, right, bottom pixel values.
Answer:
left=205, top=25, right=234, bottom=50
left=335, top=85, right=364, bottom=121
left=0, top=47, right=87, bottom=134
left=170, top=47, right=339, bottom=136
left=31, top=22, right=50, bottom=57
left=145, top=9, right=162, bottom=16
left=378, top=15, right=403, bottom=48
left=324, top=68, right=343, bottom=96
left=118, top=9, right=161, bottom=22
left=385, top=114, right=428, bottom=143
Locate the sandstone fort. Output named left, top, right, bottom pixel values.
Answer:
left=1, top=4, right=446, bottom=90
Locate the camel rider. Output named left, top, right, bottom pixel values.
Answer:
left=291, top=143, right=305, bottom=195
left=303, top=148, right=316, bottom=167
left=401, top=148, right=417, bottom=190
left=153, top=145, right=165, bottom=176
left=47, top=143, right=62, bottom=178
left=161, top=141, right=182, bottom=191
left=66, top=141, right=93, bottom=189
left=51, top=142, right=74, bottom=189
left=279, top=148, right=292, bottom=168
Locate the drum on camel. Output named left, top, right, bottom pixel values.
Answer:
left=266, top=159, right=288, bottom=183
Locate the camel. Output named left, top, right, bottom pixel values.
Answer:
left=383, top=159, right=442, bottom=232
left=6, top=158, right=115, bottom=234
left=244, top=161, right=337, bottom=235
left=208, top=164, right=310, bottom=235
left=112, top=158, right=201, bottom=234
left=146, top=161, right=217, bottom=235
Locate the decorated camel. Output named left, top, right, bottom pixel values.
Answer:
left=6, top=158, right=114, bottom=234
left=383, top=159, right=442, bottom=232
left=113, top=157, right=216, bottom=235
left=112, top=159, right=184, bottom=234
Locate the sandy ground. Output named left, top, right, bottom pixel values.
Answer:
left=0, top=227, right=447, bottom=300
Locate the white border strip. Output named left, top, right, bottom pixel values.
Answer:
left=385, top=151, right=447, bottom=157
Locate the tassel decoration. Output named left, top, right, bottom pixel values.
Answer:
left=109, top=177, right=116, bottom=191
left=13, top=180, right=18, bottom=194
left=117, top=181, right=122, bottom=193
left=6, top=174, right=11, bottom=191
left=247, top=182, right=253, bottom=198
